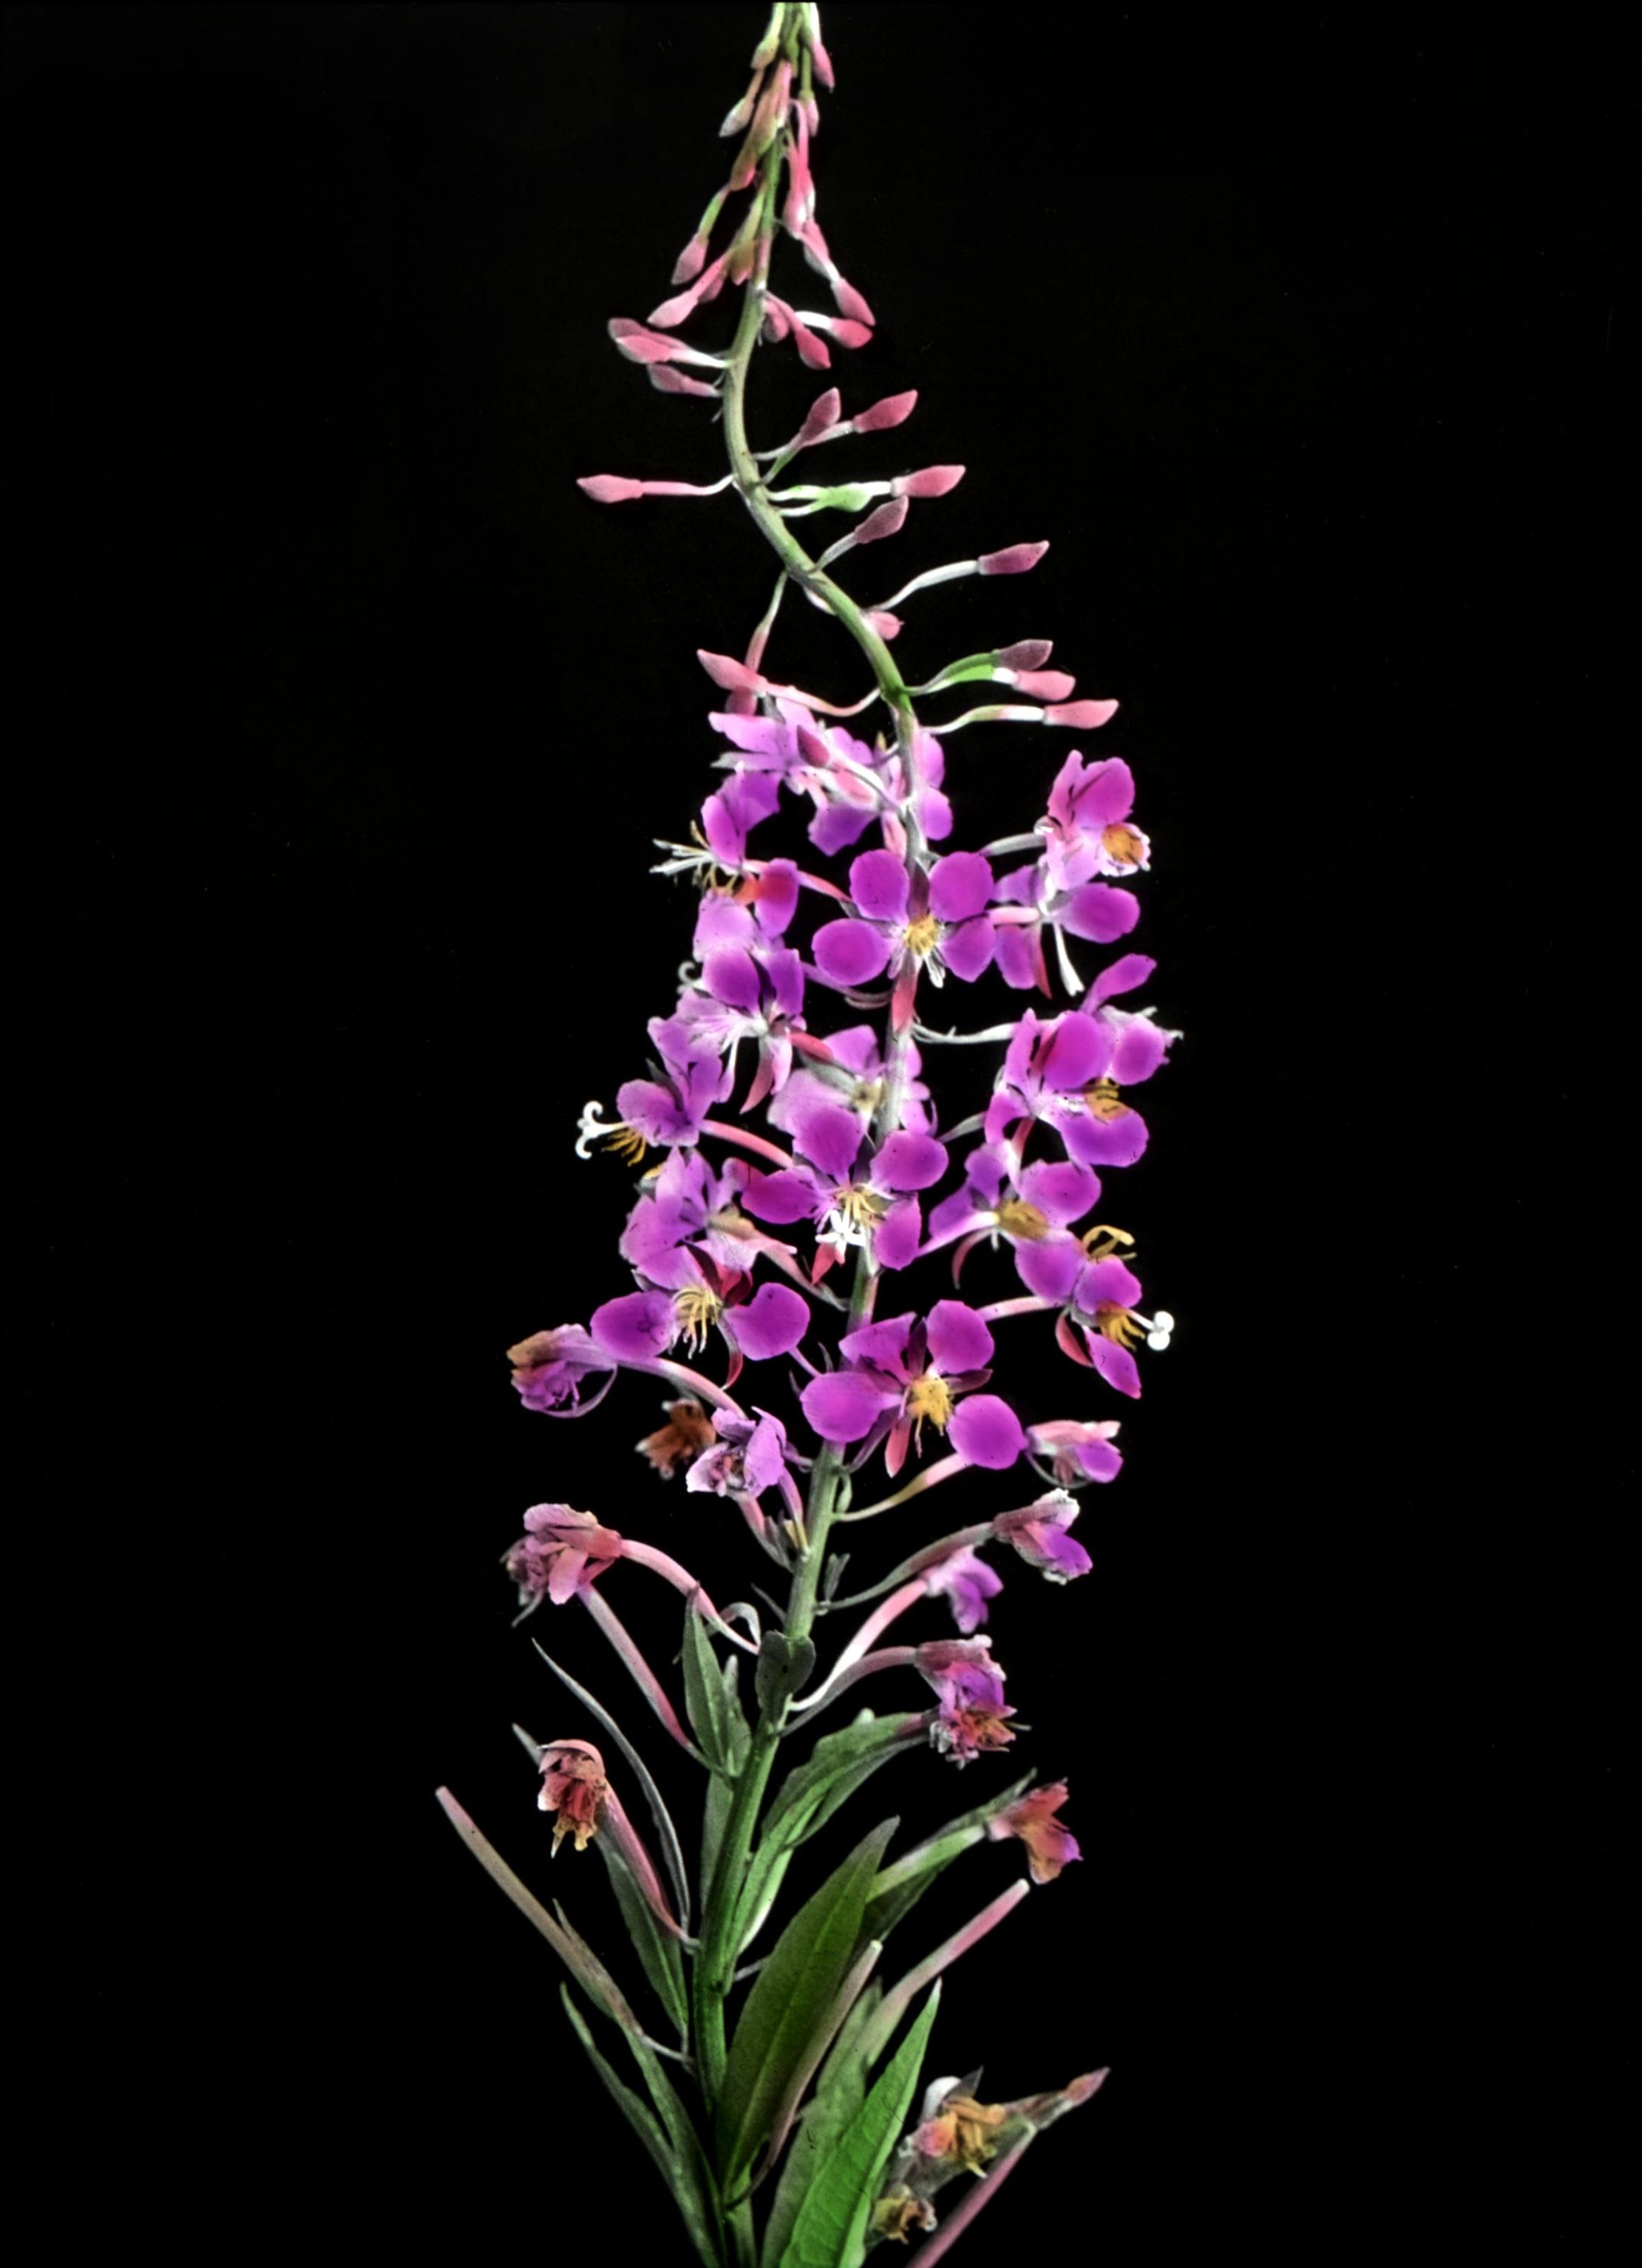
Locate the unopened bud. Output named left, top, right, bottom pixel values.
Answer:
left=978, top=541, right=1050, bottom=575
left=1044, top=699, right=1118, bottom=727
left=894, top=465, right=966, bottom=500
left=851, top=390, right=919, bottom=433
left=995, top=640, right=1054, bottom=671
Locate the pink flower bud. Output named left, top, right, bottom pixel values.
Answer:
left=866, top=609, right=903, bottom=640
left=646, top=250, right=730, bottom=329
left=577, top=475, right=646, bottom=504
left=979, top=541, right=1050, bottom=575
left=1008, top=670, right=1078, bottom=701
left=807, top=23, right=836, bottom=88
left=697, top=650, right=764, bottom=692
left=996, top=640, right=1054, bottom=670
left=671, top=234, right=709, bottom=286
left=795, top=387, right=844, bottom=447
left=854, top=497, right=909, bottom=544
left=851, top=389, right=918, bottom=432
left=607, top=318, right=723, bottom=370
left=767, top=296, right=831, bottom=368
left=1044, top=699, right=1119, bottom=727
left=812, top=314, right=872, bottom=350
left=647, top=366, right=720, bottom=399
left=894, top=465, right=966, bottom=500
left=832, top=275, right=875, bottom=327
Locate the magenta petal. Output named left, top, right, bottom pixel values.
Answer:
left=730, top=1282, right=810, bottom=1359
left=840, top=1312, right=915, bottom=1371
left=1110, top=1018, right=1171, bottom=1084
left=949, top=1394, right=1026, bottom=1469
left=590, top=1289, right=676, bottom=1361
left=1074, top=756, right=1136, bottom=826
left=993, top=925, right=1041, bottom=991
left=1021, top=1157, right=1099, bottom=1227
left=1063, top=1109, right=1150, bottom=1170
left=925, top=1299, right=995, bottom=1374
left=789, top=1094, right=865, bottom=1184
left=873, top=1129, right=948, bottom=1192
left=1078, top=1256, right=1145, bottom=1311
left=801, top=1368, right=897, bottom=1443
left=940, top=916, right=996, bottom=981
left=813, top=918, right=893, bottom=987
left=1086, top=950, right=1156, bottom=1009
left=848, top=848, right=911, bottom=923
left=741, top=1167, right=821, bottom=1224
left=703, top=942, right=763, bottom=1011
left=1039, top=1012, right=1109, bottom=1092
left=928, top=851, right=995, bottom=924
left=1015, top=1237, right=1084, bottom=1303
left=1060, top=882, right=1141, bottom=944
left=1088, top=1336, right=1142, bottom=1399
left=874, top=1198, right=924, bottom=1271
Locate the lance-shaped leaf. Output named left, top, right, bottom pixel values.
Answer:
left=559, top=1989, right=724, bottom=2268
left=683, top=1600, right=751, bottom=1775
left=598, top=1833, right=690, bottom=2042
left=761, top=1978, right=880, bottom=2266
left=772, top=1984, right=943, bottom=2268
left=715, top=1817, right=897, bottom=2193
left=731, top=1714, right=920, bottom=1955
left=435, top=1786, right=643, bottom=2036
left=863, top=1770, right=1034, bottom=1942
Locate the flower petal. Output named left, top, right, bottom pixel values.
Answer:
left=800, top=1368, right=899, bottom=1442
left=925, top=1299, right=995, bottom=1374
left=730, top=1281, right=810, bottom=1359
left=928, top=851, right=995, bottom=924
left=948, top=1394, right=1026, bottom=1469
left=848, top=848, right=912, bottom=924
left=813, top=918, right=894, bottom=987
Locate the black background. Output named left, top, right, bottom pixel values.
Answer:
left=11, top=2, right=1632, bottom=2251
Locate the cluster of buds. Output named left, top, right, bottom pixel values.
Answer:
left=448, top=8, right=1168, bottom=2256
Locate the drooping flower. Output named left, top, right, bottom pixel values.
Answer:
left=537, top=1737, right=610, bottom=1854
left=915, top=1636, right=1017, bottom=1767
left=506, top=1325, right=617, bottom=1417
left=992, top=1489, right=1093, bottom=1582
left=987, top=1780, right=1082, bottom=1884
left=635, top=1396, right=718, bottom=1478
left=503, top=1504, right=625, bottom=1611
left=1042, top=750, right=1151, bottom=888
left=798, top=1303, right=1024, bottom=1476
left=923, top=1546, right=1005, bottom=1634
left=1025, top=1416, right=1124, bottom=1486
left=684, top=1408, right=790, bottom=1498
left=984, top=1002, right=1154, bottom=1172
left=913, top=2085, right=1010, bottom=2174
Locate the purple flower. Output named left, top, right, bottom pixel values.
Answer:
left=685, top=1408, right=791, bottom=1498
left=504, top=1504, right=625, bottom=1610
left=914, top=1636, right=1017, bottom=1767
left=1043, top=751, right=1151, bottom=888
left=927, top=1142, right=1101, bottom=1297
left=812, top=849, right=996, bottom=1030
left=768, top=1024, right=934, bottom=1139
left=992, top=1489, right=1093, bottom=1582
left=578, top=1013, right=729, bottom=1161
left=1051, top=1249, right=1174, bottom=1398
left=1025, top=1417, right=1124, bottom=1486
left=742, top=1084, right=947, bottom=1273
left=798, top=1302, right=1025, bottom=1476
left=924, top=1546, right=1005, bottom=1634
left=984, top=1005, right=1151, bottom=1173
left=591, top=1261, right=809, bottom=1384
left=986, top=856, right=1141, bottom=996
left=506, top=1325, right=616, bottom=1417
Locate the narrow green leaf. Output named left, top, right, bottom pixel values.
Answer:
left=683, top=1604, right=737, bottom=1772
left=732, top=1715, right=918, bottom=1955
left=702, top=1757, right=736, bottom=1911
left=599, top=1836, right=689, bottom=2040
left=863, top=1771, right=1033, bottom=1943
left=761, top=1981, right=881, bottom=2268
left=559, top=1990, right=724, bottom=2268
left=715, top=1817, right=897, bottom=2192
left=776, top=1985, right=943, bottom=2268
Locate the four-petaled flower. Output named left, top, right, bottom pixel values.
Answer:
left=1042, top=750, right=1151, bottom=889
left=798, top=1303, right=1024, bottom=1476
left=685, top=1408, right=791, bottom=1498
left=744, top=1087, right=947, bottom=1274
left=813, top=848, right=996, bottom=1032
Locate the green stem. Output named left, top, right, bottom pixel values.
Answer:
left=689, top=37, right=927, bottom=2261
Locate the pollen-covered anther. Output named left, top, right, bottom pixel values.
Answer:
left=834, top=1182, right=891, bottom=1228
left=871, top=2193, right=936, bottom=2243
left=905, top=1371, right=954, bottom=1436
left=1080, top=1222, right=1135, bottom=1262
left=902, top=912, right=941, bottom=958
left=994, top=1197, right=1050, bottom=1241
left=673, top=1284, right=724, bottom=1352
left=708, top=1202, right=757, bottom=1240
left=1085, top=1076, right=1131, bottom=1123
left=1100, top=821, right=1147, bottom=867
left=915, top=2092, right=1010, bottom=2173
left=1093, top=1301, right=1145, bottom=1350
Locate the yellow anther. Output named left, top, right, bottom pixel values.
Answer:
left=1092, top=1302, right=1145, bottom=1349
left=905, top=1371, right=953, bottom=1433
left=834, top=1183, right=890, bottom=1228
left=994, top=1197, right=1050, bottom=1241
left=605, top=1126, right=649, bottom=1165
left=1100, top=821, right=1146, bottom=867
left=902, top=912, right=941, bottom=957
left=1085, top=1076, right=1130, bottom=1123
left=673, top=1284, right=723, bottom=1352
left=1080, top=1222, right=1135, bottom=1261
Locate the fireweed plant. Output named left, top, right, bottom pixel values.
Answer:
left=438, top=7, right=1178, bottom=2262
